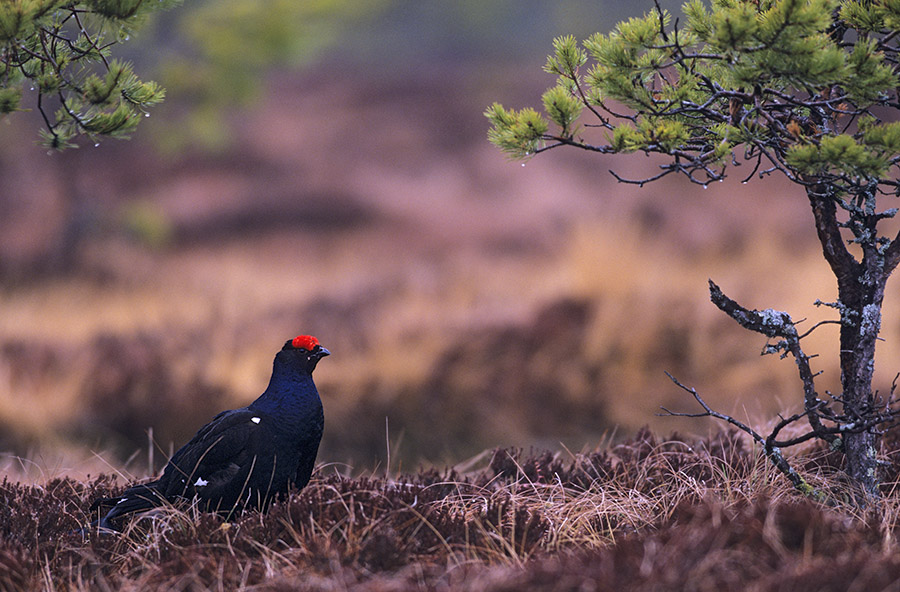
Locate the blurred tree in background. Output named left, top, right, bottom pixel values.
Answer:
left=0, top=0, right=180, bottom=149
left=0, top=0, right=395, bottom=151
left=0, top=0, right=394, bottom=272
left=143, top=0, right=392, bottom=152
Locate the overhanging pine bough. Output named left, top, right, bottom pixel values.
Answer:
left=487, top=0, right=900, bottom=500
left=0, top=0, right=180, bottom=149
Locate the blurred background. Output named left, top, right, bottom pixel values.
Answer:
left=2, top=0, right=898, bottom=481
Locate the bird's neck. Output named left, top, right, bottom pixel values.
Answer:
left=249, top=362, right=320, bottom=417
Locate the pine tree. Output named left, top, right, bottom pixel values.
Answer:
left=0, top=0, right=180, bottom=149
left=488, top=0, right=900, bottom=502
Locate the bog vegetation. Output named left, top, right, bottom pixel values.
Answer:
left=5, top=429, right=900, bottom=590
left=10, top=0, right=900, bottom=589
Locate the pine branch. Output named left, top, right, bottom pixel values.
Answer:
left=806, top=185, right=861, bottom=284
left=708, top=280, right=837, bottom=447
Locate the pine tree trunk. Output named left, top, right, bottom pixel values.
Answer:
left=843, top=429, right=878, bottom=497
left=840, top=305, right=880, bottom=498
left=838, top=300, right=881, bottom=498
left=808, top=186, right=886, bottom=499
left=836, top=253, right=886, bottom=499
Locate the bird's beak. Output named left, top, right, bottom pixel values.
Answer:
left=316, top=346, right=331, bottom=358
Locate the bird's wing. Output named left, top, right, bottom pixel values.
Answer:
left=89, top=409, right=271, bottom=530
left=166, top=408, right=237, bottom=468
left=159, top=408, right=272, bottom=500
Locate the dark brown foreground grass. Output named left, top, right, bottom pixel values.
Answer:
left=4, top=428, right=900, bottom=591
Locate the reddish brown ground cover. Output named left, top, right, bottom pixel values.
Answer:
left=3, top=429, right=900, bottom=591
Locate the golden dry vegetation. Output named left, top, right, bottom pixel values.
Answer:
left=3, top=69, right=900, bottom=480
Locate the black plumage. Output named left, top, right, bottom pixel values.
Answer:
left=88, top=335, right=328, bottom=531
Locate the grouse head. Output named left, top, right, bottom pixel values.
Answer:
left=279, top=335, right=330, bottom=373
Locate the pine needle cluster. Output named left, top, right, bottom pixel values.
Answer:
left=0, top=0, right=179, bottom=148
left=487, top=0, right=900, bottom=193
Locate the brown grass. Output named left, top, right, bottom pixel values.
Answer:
left=3, top=428, right=899, bottom=591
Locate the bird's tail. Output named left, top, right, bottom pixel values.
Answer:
left=86, top=481, right=167, bottom=532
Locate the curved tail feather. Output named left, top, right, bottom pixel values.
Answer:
left=88, top=481, right=167, bottom=531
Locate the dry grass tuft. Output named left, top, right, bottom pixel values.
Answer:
left=3, top=427, right=900, bottom=590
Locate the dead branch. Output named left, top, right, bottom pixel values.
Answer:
left=659, top=373, right=828, bottom=502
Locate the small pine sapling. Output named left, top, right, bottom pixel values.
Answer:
left=488, top=0, right=900, bottom=502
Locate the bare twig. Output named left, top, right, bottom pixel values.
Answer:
left=708, top=280, right=838, bottom=446
left=660, top=373, right=828, bottom=502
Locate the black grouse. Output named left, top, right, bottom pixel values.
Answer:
left=88, top=335, right=328, bottom=531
